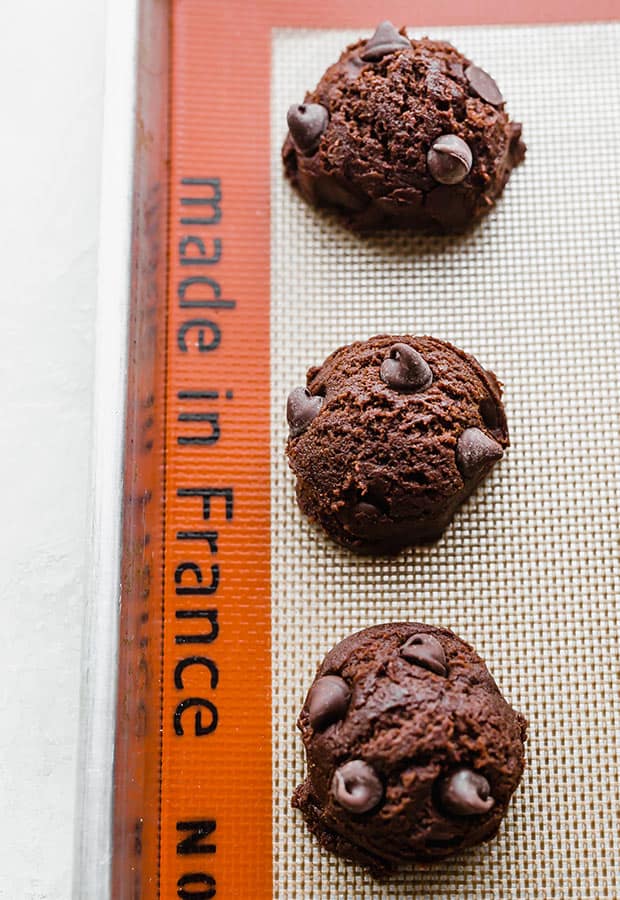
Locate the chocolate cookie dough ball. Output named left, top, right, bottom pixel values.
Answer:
left=283, top=21, right=525, bottom=231
left=292, top=623, right=527, bottom=877
left=285, top=335, right=508, bottom=555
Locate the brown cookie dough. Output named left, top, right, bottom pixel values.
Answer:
left=285, top=335, right=508, bottom=555
left=292, top=623, right=527, bottom=878
left=283, top=22, right=525, bottom=231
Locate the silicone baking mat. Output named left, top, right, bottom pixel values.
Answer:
left=271, top=23, right=620, bottom=898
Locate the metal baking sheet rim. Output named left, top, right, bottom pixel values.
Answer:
left=72, top=0, right=138, bottom=896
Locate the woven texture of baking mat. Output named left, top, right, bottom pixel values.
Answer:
left=270, top=23, right=620, bottom=899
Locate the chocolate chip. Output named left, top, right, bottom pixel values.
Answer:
left=400, top=633, right=447, bottom=676
left=427, top=135, right=473, bottom=185
left=307, top=675, right=351, bottom=731
left=343, top=56, right=365, bottom=81
left=352, top=501, right=383, bottom=521
left=361, top=21, right=410, bottom=62
left=331, top=760, right=383, bottom=814
left=286, top=387, right=323, bottom=437
left=287, top=103, right=329, bottom=155
left=439, top=769, right=495, bottom=816
left=380, top=343, right=433, bottom=392
left=341, top=500, right=386, bottom=539
left=465, top=64, right=503, bottom=106
left=479, top=396, right=501, bottom=431
left=456, top=427, right=503, bottom=479
left=509, top=121, right=523, bottom=144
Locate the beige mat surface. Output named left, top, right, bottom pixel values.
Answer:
left=270, top=23, right=620, bottom=898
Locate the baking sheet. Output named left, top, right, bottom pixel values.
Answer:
left=271, top=23, right=620, bottom=898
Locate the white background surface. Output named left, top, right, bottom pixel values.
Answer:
left=0, top=2, right=105, bottom=897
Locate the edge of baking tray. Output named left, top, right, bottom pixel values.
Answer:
left=72, top=0, right=138, bottom=896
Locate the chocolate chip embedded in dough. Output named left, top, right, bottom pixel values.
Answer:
left=332, top=760, right=384, bottom=814
left=286, top=387, right=323, bottom=437
left=456, top=427, right=504, bottom=478
left=287, top=103, right=329, bottom=155
left=465, top=64, right=504, bottom=106
left=400, top=633, right=447, bottom=676
left=361, top=21, right=410, bottom=62
left=439, top=769, right=495, bottom=816
left=307, top=675, right=351, bottom=731
left=427, top=134, right=473, bottom=185
left=380, top=343, right=433, bottom=392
